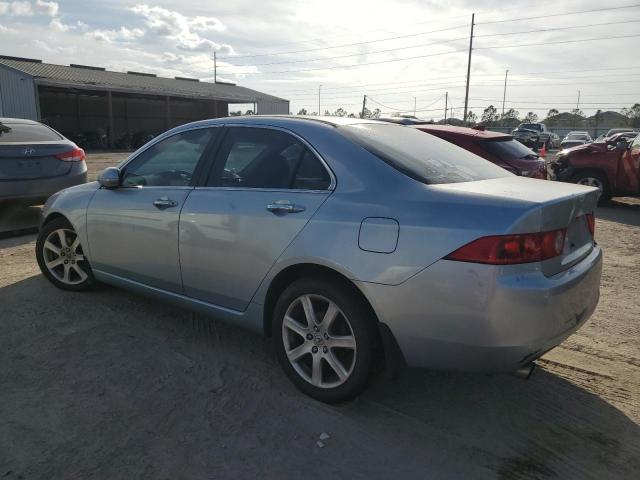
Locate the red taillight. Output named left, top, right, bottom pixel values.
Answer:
left=55, top=147, right=85, bottom=162
left=585, top=213, right=595, bottom=236
left=445, top=229, right=566, bottom=265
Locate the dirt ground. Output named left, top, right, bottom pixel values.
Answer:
left=0, top=157, right=639, bottom=478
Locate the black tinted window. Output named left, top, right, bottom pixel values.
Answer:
left=212, top=127, right=330, bottom=190
left=0, top=122, right=62, bottom=142
left=122, top=128, right=215, bottom=187
left=340, top=123, right=512, bottom=184
left=482, top=138, right=535, bottom=159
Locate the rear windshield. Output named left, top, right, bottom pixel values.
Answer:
left=482, top=138, right=536, bottom=159
left=339, top=123, right=512, bottom=184
left=0, top=122, right=63, bottom=142
left=519, top=123, right=541, bottom=131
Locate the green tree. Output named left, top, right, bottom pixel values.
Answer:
left=465, top=110, right=477, bottom=124
left=481, top=105, right=499, bottom=124
left=571, top=108, right=584, bottom=117
left=621, top=103, right=640, bottom=127
left=244, top=110, right=254, bottom=115
left=333, top=107, right=347, bottom=117
left=297, top=108, right=308, bottom=115
left=547, top=108, right=559, bottom=118
left=503, top=108, right=520, bottom=120
left=523, top=112, right=538, bottom=123
left=229, top=110, right=242, bottom=116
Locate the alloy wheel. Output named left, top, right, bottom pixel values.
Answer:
left=576, top=176, right=603, bottom=192
left=42, top=228, right=89, bottom=285
left=281, top=294, right=357, bottom=389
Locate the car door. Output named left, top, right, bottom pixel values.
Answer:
left=617, top=134, right=640, bottom=194
left=86, top=126, right=218, bottom=292
left=179, top=125, right=334, bottom=311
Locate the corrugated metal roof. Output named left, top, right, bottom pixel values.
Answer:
left=0, top=57, right=287, bottom=104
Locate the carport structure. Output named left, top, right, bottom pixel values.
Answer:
left=0, top=55, right=289, bottom=148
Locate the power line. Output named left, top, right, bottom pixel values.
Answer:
left=476, top=18, right=640, bottom=38
left=477, top=33, right=640, bottom=50
left=476, top=3, right=640, bottom=25
left=218, top=49, right=466, bottom=75
left=216, top=23, right=469, bottom=61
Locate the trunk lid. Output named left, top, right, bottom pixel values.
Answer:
left=0, top=143, right=74, bottom=180
left=432, top=176, right=599, bottom=276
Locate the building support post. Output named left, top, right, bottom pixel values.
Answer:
left=165, top=96, right=171, bottom=130
left=107, top=90, right=114, bottom=149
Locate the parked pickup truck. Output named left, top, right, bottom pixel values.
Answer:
left=549, top=132, right=640, bottom=201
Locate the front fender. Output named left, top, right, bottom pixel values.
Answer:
left=41, top=182, right=101, bottom=261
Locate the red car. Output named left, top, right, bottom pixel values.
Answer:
left=413, top=125, right=547, bottom=179
left=550, top=132, right=640, bottom=201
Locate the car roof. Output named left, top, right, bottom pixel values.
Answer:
left=183, top=115, right=383, bottom=129
left=0, top=117, right=40, bottom=125
left=414, top=124, right=510, bottom=139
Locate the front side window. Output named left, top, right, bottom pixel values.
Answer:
left=122, top=128, right=215, bottom=187
left=340, top=123, right=512, bottom=184
left=210, top=127, right=330, bottom=190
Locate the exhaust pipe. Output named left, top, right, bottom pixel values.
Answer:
left=512, top=362, right=536, bottom=380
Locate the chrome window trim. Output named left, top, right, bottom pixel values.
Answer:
left=213, top=123, right=337, bottom=191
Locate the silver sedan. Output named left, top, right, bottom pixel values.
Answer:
left=36, top=116, right=603, bottom=402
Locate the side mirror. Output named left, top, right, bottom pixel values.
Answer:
left=614, top=141, right=629, bottom=151
left=98, top=167, right=121, bottom=188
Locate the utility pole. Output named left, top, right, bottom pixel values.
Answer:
left=501, top=69, right=509, bottom=123
left=444, top=92, right=448, bottom=123
left=576, top=90, right=581, bottom=110
left=463, top=13, right=475, bottom=126
left=361, top=95, right=367, bottom=118
left=213, top=51, right=217, bottom=83
left=318, top=85, right=322, bottom=115
left=413, top=96, right=417, bottom=116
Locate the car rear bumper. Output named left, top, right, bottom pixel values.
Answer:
left=357, top=245, right=602, bottom=372
left=0, top=162, right=87, bottom=202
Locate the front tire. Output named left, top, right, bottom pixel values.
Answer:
left=36, top=217, right=95, bottom=291
left=273, top=277, right=376, bottom=403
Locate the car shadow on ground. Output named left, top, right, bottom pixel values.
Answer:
left=1, top=275, right=639, bottom=478
left=597, top=199, right=640, bottom=228
left=0, top=202, right=41, bottom=239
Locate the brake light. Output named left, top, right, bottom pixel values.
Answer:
left=55, top=147, right=85, bottom=162
left=585, top=213, right=595, bottom=236
left=445, top=229, right=566, bottom=265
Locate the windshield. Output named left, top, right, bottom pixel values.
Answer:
left=567, top=134, right=588, bottom=140
left=481, top=138, right=537, bottom=159
left=0, top=122, right=63, bottom=142
left=339, top=124, right=512, bottom=184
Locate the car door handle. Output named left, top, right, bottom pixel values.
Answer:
left=266, top=202, right=305, bottom=214
left=153, top=197, right=178, bottom=209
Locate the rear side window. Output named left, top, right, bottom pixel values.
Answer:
left=339, top=124, right=512, bottom=184
left=482, top=138, right=536, bottom=159
left=210, top=127, right=331, bottom=190
left=0, top=122, right=63, bottom=142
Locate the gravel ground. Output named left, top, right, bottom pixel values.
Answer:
left=0, top=157, right=639, bottom=479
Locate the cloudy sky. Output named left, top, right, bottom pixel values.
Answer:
left=1, top=0, right=638, bottom=118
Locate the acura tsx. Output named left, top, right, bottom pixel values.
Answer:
left=36, top=116, right=602, bottom=402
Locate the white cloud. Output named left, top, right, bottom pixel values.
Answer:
left=35, top=0, right=57, bottom=16
left=0, top=0, right=58, bottom=16
left=89, top=26, right=145, bottom=43
left=49, top=17, right=69, bottom=32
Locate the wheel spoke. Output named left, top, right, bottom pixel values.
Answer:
left=328, top=335, right=356, bottom=350
left=311, top=354, right=323, bottom=386
left=70, top=236, right=81, bottom=253
left=301, top=295, right=317, bottom=326
left=62, top=264, right=71, bottom=283
left=44, top=241, right=61, bottom=255
left=56, top=229, right=68, bottom=247
left=320, top=301, right=339, bottom=329
left=46, top=257, right=64, bottom=269
left=71, top=264, right=88, bottom=282
left=74, top=254, right=85, bottom=262
left=283, top=315, right=308, bottom=338
left=286, top=343, right=309, bottom=362
left=325, top=351, right=348, bottom=381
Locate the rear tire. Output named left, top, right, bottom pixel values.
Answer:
left=273, top=277, right=376, bottom=403
left=36, top=217, right=95, bottom=291
left=571, top=171, right=611, bottom=202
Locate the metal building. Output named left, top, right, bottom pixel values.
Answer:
left=0, top=55, right=289, bottom=148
